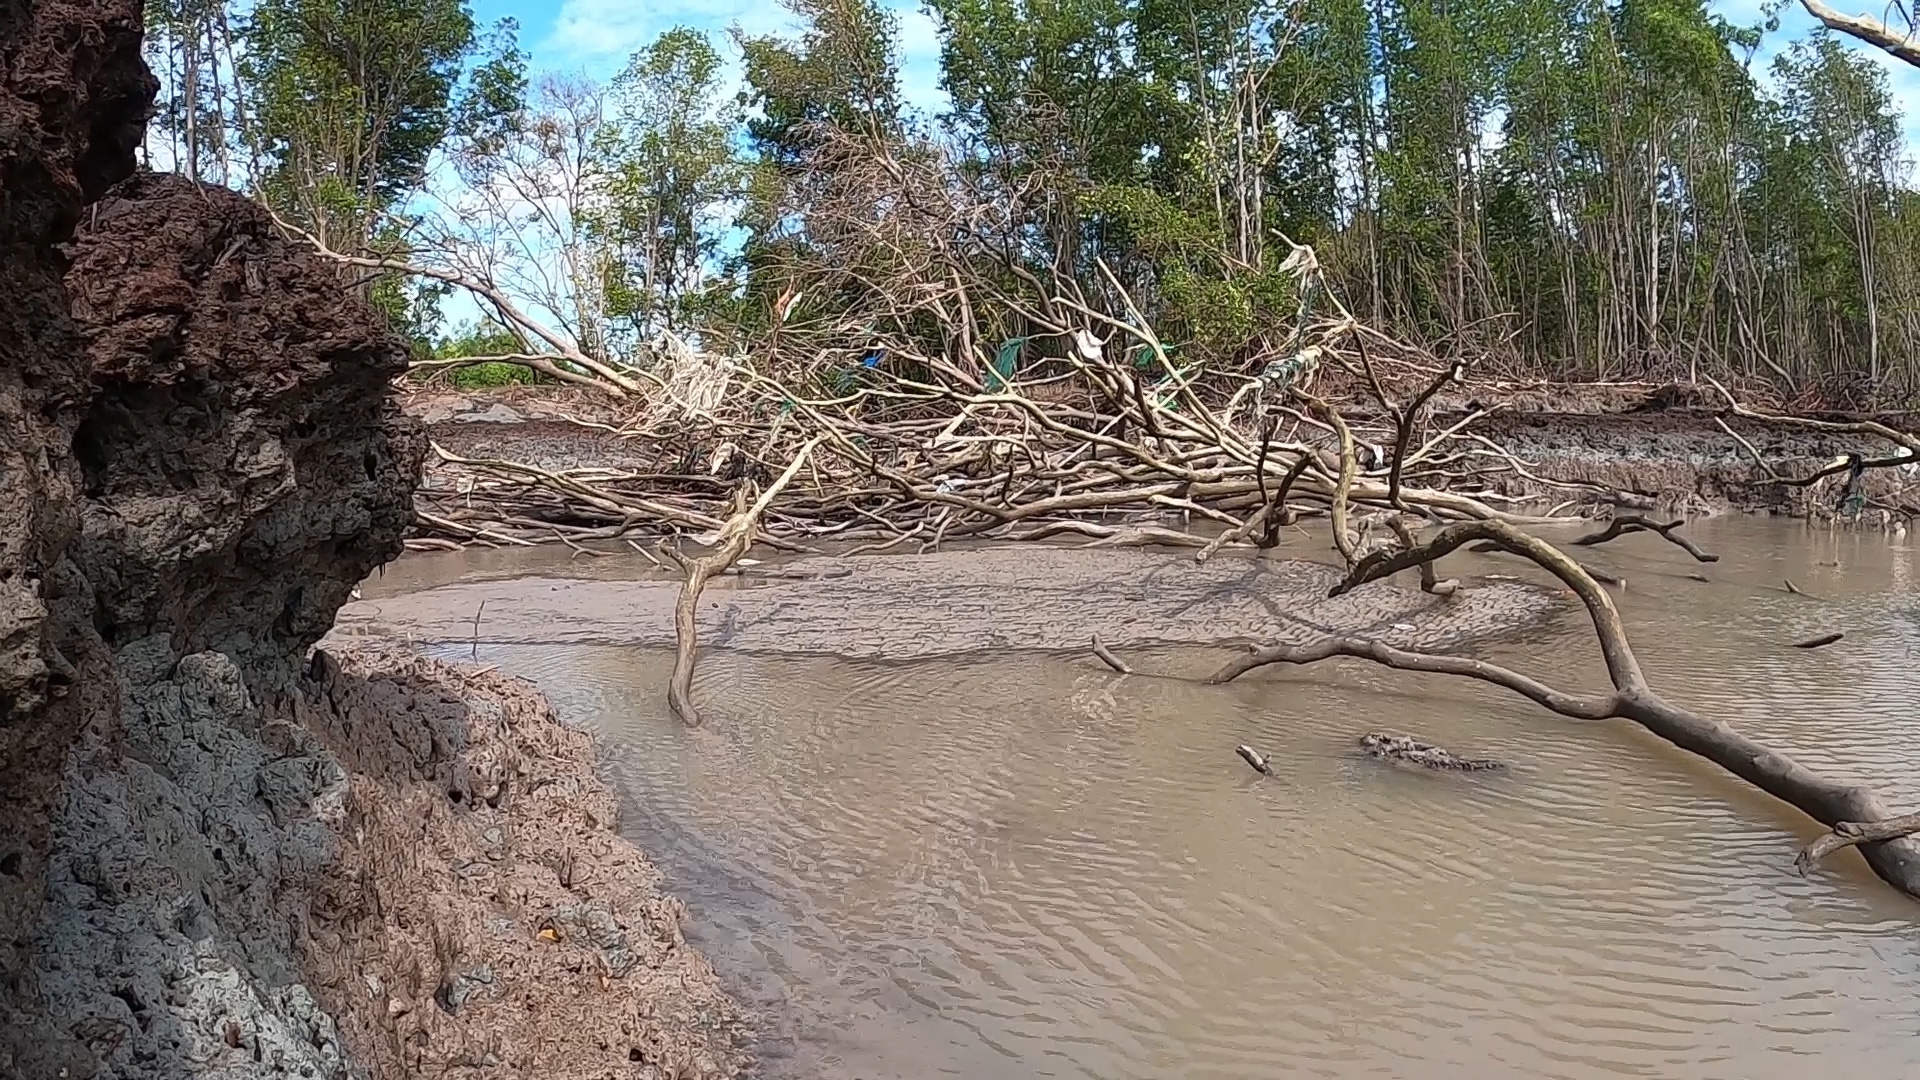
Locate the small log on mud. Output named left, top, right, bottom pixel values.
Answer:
left=1209, top=518, right=1920, bottom=903
left=1791, top=631, right=1844, bottom=649
left=1091, top=634, right=1133, bottom=674
left=660, top=439, right=819, bottom=727
left=1359, top=733, right=1504, bottom=771
left=1797, top=813, right=1920, bottom=877
left=1571, top=515, right=1719, bottom=563
left=1236, top=745, right=1274, bottom=776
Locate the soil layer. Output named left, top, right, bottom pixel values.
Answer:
left=295, top=647, right=747, bottom=1079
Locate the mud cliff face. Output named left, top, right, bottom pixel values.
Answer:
left=1, top=0, right=155, bottom=1071
left=0, top=1, right=425, bottom=1074
left=66, top=172, right=423, bottom=684
left=27, top=175, right=423, bottom=1080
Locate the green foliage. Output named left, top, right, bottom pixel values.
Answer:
left=432, top=320, right=535, bottom=389
left=592, top=27, right=744, bottom=339
left=241, top=0, right=497, bottom=250
left=159, top=0, right=1920, bottom=402
left=737, top=0, right=903, bottom=166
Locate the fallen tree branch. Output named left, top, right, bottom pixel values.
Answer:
left=1571, top=515, right=1719, bottom=563
left=1091, top=634, right=1132, bottom=674
left=1386, top=358, right=1466, bottom=511
left=660, top=439, right=820, bottom=727
left=1210, top=518, right=1920, bottom=901
left=1302, top=393, right=1360, bottom=566
left=1705, top=374, right=1920, bottom=456
left=1799, top=0, right=1920, bottom=67
left=1797, top=813, right=1920, bottom=876
left=1387, top=516, right=1458, bottom=596
left=272, top=209, right=648, bottom=395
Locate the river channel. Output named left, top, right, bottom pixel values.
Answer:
left=349, top=520, right=1920, bottom=1078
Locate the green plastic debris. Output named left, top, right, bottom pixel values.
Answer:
left=988, top=337, right=1028, bottom=391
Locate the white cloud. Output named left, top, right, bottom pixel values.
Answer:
left=540, top=0, right=790, bottom=67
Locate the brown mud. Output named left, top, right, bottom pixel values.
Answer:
left=295, top=648, right=746, bottom=1079
left=331, top=547, right=1568, bottom=661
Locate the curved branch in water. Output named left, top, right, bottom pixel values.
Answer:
left=1213, top=518, right=1920, bottom=901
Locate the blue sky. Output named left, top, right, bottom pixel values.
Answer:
left=472, top=0, right=1920, bottom=141
left=474, top=0, right=949, bottom=110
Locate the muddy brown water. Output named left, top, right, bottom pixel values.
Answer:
left=352, top=521, right=1920, bottom=1078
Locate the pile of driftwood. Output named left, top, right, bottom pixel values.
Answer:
left=389, top=130, right=1915, bottom=556
left=410, top=336, right=1570, bottom=555
left=409, top=330, right=1917, bottom=562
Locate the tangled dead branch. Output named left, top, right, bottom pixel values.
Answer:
left=1797, top=813, right=1920, bottom=876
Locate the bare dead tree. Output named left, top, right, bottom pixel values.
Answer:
left=1800, top=0, right=1920, bottom=67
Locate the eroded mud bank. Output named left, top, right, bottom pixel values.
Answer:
left=0, top=4, right=747, bottom=1075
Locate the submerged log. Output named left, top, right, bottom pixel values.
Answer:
left=1359, top=733, right=1504, bottom=771
left=1797, top=813, right=1920, bottom=876
left=1091, top=635, right=1133, bottom=674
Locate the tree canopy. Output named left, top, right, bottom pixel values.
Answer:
left=142, top=0, right=1920, bottom=403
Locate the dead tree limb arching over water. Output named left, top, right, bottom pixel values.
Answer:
left=1208, top=518, right=1920, bottom=901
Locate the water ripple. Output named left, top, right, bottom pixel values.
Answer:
left=432, top=521, right=1920, bottom=1079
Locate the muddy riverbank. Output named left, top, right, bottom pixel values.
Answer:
left=0, top=10, right=750, bottom=1074
left=332, top=547, right=1568, bottom=660
left=293, top=648, right=748, bottom=1078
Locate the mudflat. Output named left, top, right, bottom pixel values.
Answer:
left=333, top=547, right=1570, bottom=660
